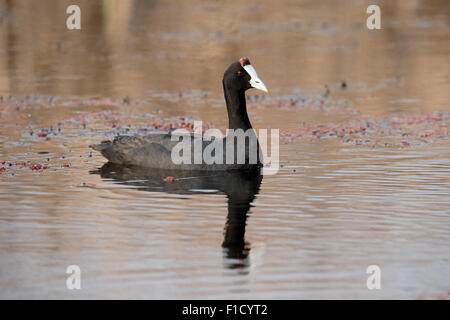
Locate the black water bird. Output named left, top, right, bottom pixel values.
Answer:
left=91, top=58, right=268, bottom=170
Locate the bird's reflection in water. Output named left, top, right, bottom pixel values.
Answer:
left=91, top=163, right=262, bottom=271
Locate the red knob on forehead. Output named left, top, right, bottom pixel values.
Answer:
left=239, top=57, right=251, bottom=67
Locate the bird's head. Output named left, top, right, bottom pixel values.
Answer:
left=223, top=57, right=268, bottom=93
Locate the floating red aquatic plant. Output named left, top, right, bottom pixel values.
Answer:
left=165, top=176, right=175, bottom=183
left=0, top=161, right=49, bottom=171
left=280, top=112, right=449, bottom=148
left=29, top=162, right=48, bottom=171
left=148, top=117, right=214, bottom=134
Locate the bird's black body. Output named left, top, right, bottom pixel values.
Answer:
left=91, top=59, right=266, bottom=170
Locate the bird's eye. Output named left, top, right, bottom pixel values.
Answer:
left=237, top=71, right=244, bottom=77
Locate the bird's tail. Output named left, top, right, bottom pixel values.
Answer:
left=89, top=140, right=112, bottom=152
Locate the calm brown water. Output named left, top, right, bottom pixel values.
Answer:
left=0, top=0, right=449, bottom=299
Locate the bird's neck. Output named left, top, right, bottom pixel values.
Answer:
left=223, top=84, right=252, bottom=131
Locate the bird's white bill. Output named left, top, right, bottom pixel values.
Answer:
left=243, top=64, right=268, bottom=93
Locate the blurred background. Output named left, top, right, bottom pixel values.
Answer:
left=0, top=0, right=449, bottom=113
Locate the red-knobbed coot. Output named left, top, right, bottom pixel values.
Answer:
left=90, top=58, right=268, bottom=170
